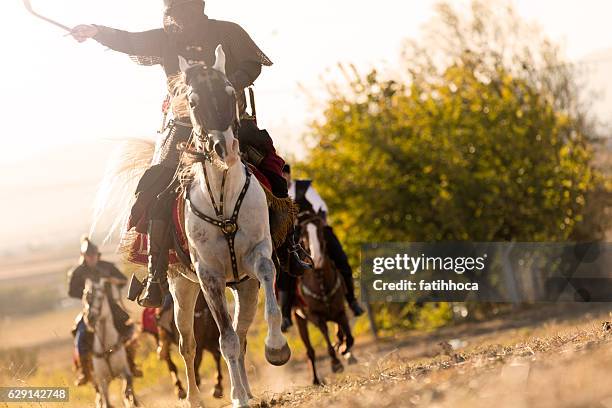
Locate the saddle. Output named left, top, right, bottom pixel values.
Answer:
left=121, top=166, right=297, bottom=269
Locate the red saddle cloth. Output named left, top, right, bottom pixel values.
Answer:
left=141, top=307, right=158, bottom=335
left=125, top=164, right=271, bottom=267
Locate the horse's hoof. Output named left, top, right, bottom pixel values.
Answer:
left=331, top=360, right=344, bottom=373
left=176, top=388, right=187, bottom=400
left=212, top=385, right=223, bottom=399
left=265, top=342, right=291, bottom=366
left=344, top=351, right=358, bottom=365
left=232, top=399, right=250, bottom=408
left=313, top=378, right=324, bottom=386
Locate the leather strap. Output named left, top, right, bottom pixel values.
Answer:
left=186, top=164, right=252, bottom=283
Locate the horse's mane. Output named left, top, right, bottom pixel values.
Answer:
left=168, top=73, right=190, bottom=119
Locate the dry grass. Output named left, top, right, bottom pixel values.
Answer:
left=257, top=305, right=612, bottom=408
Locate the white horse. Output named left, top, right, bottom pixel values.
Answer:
left=83, top=279, right=139, bottom=408
left=92, top=45, right=290, bottom=408
left=169, top=45, right=290, bottom=408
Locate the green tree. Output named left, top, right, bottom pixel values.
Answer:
left=296, top=1, right=610, bottom=330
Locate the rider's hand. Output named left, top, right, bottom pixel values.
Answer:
left=71, top=25, right=98, bottom=43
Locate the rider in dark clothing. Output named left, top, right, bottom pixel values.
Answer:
left=71, top=0, right=311, bottom=308
left=67, top=237, right=142, bottom=385
left=279, top=164, right=364, bottom=331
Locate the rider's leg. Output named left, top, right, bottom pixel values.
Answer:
left=276, top=270, right=296, bottom=332
left=237, top=119, right=312, bottom=276
left=132, top=120, right=192, bottom=307
left=260, top=166, right=312, bottom=276
left=74, top=319, right=92, bottom=386
left=139, top=192, right=175, bottom=308
left=323, top=226, right=364, bottom=316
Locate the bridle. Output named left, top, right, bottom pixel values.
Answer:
left=184, top=65, right=251, bottom=285
left=297, top=213, right=343, bottom=305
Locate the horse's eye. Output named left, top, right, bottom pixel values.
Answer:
left=189, top=92, right=200, bottom=108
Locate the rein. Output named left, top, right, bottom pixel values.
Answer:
left=185, top=160, right=252, bottom=283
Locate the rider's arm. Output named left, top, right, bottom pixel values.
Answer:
left=102, top=262, right=128, bottom=288
left=92, top=27, right=169, bottom=59
left=223, top=22, right=269, bottom=90
left=67, top=265, right=87, bottom=299
left=228, top=61, right=261, bottom=90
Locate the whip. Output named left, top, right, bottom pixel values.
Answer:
left=22, top=0, right=72, bottom=32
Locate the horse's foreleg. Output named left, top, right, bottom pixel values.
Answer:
left=317, top=318, right=344, bottom=374
left=250, top=252, right=290, bottom=366
left=98, top=378, right=111, bottom=408
left=197, top=267, right=249, bottom=408
left=159, top=332, right=186, bottom=399
left=122, top=371, right=139, bottom=408
left=295, top=312, right=321, bottom=385
left=169, top=277, right=202, bottom=408
left=231, top=278, right=259, bottom=399
left=212, top=349, right=224, bottom=398
left=336, top=312, right=357, bottom=364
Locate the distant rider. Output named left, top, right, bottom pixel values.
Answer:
left=279, top=164, right=364, bottom=331
left=67, top=237, right=142, bottom=386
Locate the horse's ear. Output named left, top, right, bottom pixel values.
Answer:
left=178, top=55, right=191, bottom=73
left=213, top=44, right=226, bottom=75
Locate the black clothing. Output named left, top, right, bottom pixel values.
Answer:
left=93, top=15, right=271, bottom=115
left=294, top=180, right=313, bottom=212
left=68, top=260, right=127, bottom=299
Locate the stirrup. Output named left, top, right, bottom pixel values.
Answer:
left=137, top=278, right=164, bottom=308
left=127, top=274, right=145, bottom=302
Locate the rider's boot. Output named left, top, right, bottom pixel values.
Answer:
left=138, top=218, right=171, bottom=308
left=278, top=290, right=293, bottom=332
left=340, top=268, right=365, bottom=317
left=75, top=353, right=93, bottom=386
left=126, top=341, right=143, bottom=378
left=348, top=298, right=365, bottom=317
left=286, top=228, right=312, bottom=277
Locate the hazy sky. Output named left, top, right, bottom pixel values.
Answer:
left=2, top=0, right=612, bottom=166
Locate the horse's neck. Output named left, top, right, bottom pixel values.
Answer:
left=198, top=161, right=246, bottom=217
left=95, top=296, right=119, bottom=352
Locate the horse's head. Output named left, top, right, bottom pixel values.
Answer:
left=179, top=45, right=240, bottom=168
left=298, top=212, right=327, bottom=270
left=82, top=279, right=108, bottom=330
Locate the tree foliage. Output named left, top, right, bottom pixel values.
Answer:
left=296, top=1, right=610, bottom=330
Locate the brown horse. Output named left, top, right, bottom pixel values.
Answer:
left=293, top=212, right=357, bottom=385
left=142, top=292, right=223, bottom=399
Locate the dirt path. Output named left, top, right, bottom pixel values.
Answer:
left=3, top=304, right=612, bottom=408
left=253, top=304, right=612, bottom=408
left=124, top=304, right=612, bottom=408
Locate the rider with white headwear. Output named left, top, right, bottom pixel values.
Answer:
left=281, top=164, right=365, bottom=331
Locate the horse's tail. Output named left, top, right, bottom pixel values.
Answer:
left=89, top=138, right=156, bottom=244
